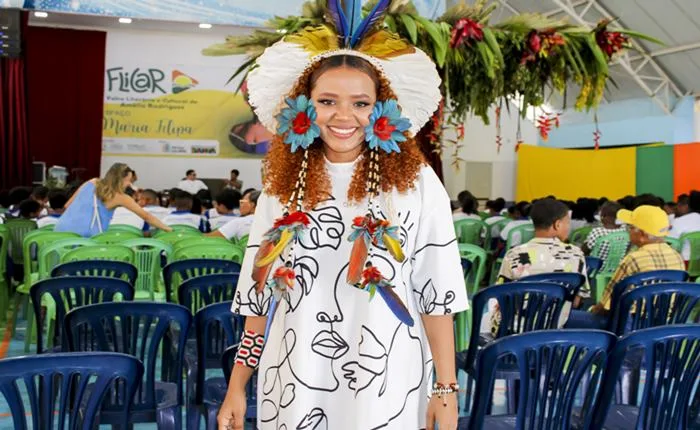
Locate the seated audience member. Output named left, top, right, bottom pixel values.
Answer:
left=633, top=193, right=664, bottom=209
left=669, top=190, right=700, bottom=262
left=664, top=201, right=677, bottom=222
left=617, top=195, right=635, bottom=211
left=7, top=187, right=31, bottom=217
left=36, top=190, right=67, bottom=228
left=484, top=198, right=507, bottom=240
left=207, top=190, right=259, bottom=241
left=110, top=190, right=147, bottom=230
left=452, top=190, right=480, bottom=221
left=226, top=169, right=243, bottom=192
left=582, top=201, right=626, bottom=260
left=19, top=199, right=42, bottom=220
left=139, top=189, right=171, bottom=220
left=500, top=201, right=532, bottom=245
left=589, top=205, right=684, bottom=316
left=31, top=186, right=50, bottom=217
left=676, top=193, right=689, bottom=217
left=570, top=198, right=598, bottom=232
left=163, top=189, right=208, bottom=232
left=177, top=169, right=208, bottom=195
left=208, top=189, right=242, bottom=230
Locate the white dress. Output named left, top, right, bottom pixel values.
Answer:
left=233, top=159, right=469, bottom=430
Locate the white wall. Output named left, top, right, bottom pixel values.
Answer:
left=441, top=105, right=538, bottom=201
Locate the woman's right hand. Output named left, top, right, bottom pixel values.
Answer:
left=217, top=386, right=247, bottom=430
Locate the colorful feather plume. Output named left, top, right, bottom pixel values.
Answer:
left=351, top=0, right=391, bottom=47
left=347, top=215, right=374, bottom=284
left=361, top=265, right=414, bottom=326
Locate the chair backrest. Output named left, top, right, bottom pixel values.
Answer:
left=458, top=243, right=487, bottom=295
left=453, top=219, right=489, bottom=246
left=0, top=225, right=8, bottom=277
left=585, top=256, right=602, bottom=280
left=0, top=352, right=143, bottom=430
left=121, top=238, right=173, bottom=299
left=30, top=276, right=134, bottom=354
left=64, top=302, right=192, bottom=413
left=570, top=225, right=594, bottom=246
left=152, top=230, right=201, bottom=245
left=163, top=258, right=241, bottom=303
left=612, top=282, right=700, bottom=335
left=593, top=325, right=700, bottom=430
left=22, top=231, right=81, bottom=287
left=609, top=270, right=689, bottom=326
left=52, top=260, right=138, bottom=286
left=178, top=273, right=240, bottom=314
left=173, top=243, right=244, bottom=263
left=591, top=231, right=630, bottom=274
left=62, top=244, right=135, bottom=264
left=506, top=223, right=535, bottom=249
left=468, top=330, right=616, bottom=430
left=193, top=302, right=245, bottom=404
left=172, top=236, right=232, bottom=251
left=37, top=238, right=96, bottom=281
left=665, top=236, right=682, bottom=253
left=237, top=234, right=249, bottom=249
left=518, top=272, right=587, bottom=301
left=5, top=218, right=37, bottom=262
left=92, top=230, right=142, bottom=244
left=466, top=282, right=568, bottom=371
left=107, top=224, right=144, bottom=235
left=680, top=231, right=700, bottom=277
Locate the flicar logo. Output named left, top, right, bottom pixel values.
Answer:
left=172, top=70, right=199, bottom=94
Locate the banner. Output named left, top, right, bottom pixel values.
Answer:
left=102, top=32, right=273, bottom=159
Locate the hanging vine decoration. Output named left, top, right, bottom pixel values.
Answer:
left=593, top=112, right=602, bottom=149
left=515, top=111, right=523, bottom=152
left=495, top=104, right=502, bottom=153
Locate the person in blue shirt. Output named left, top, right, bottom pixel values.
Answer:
left=162, top=189, right=209, bottom=232
left=54, top=163, right=172, bottom=237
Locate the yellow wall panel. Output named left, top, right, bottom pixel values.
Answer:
left=516, top=145, right=636, bottom=201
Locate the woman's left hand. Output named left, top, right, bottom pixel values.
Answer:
left=426, top=393, right=458, bottom=430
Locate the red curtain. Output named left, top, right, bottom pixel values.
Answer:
left=25, top=26, right=106, bottom=181
left=0, top=13, right=31, bottom=188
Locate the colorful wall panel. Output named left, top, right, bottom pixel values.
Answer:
left=674, top=142, right=700, bottom=198
left=635, top=145, right=674, bottom=201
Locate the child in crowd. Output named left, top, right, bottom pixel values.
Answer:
left=208, top=189, right=241, bottom=230
left=163, top=189, right=208, bottom=232
left=206, top=190, right=259, bottom=241
left=36, top=190, right=67, bottom=228
left=452, top=190, right=480, bottom=221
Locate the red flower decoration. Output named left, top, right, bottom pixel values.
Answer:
left=362, top=266, right=383, bottom=286
left=292, top=112, right=311, bottom=135
left=273, top=211, right=310, bottom=229
left=450, top=18, right=484, bottom=48
left=373, top=117, right=397, bottom=141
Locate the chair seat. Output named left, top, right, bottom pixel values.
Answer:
left=16, top=273, right=39, bottom=295
left=99, top=380, right=179, bottom=415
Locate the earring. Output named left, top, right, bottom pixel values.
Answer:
left=276, top=95, right=320, bottom=152
left=364, top=99, right=411, bottom=154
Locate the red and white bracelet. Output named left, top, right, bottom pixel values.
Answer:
left=432, top=382, right=459, bottom=406
left=234, top=330, right=265, bottom=369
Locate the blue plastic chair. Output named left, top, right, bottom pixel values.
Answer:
left=0, top=352, right=143, bottom=430
left=590, top=325, right=700, bottom=430
left=30, top=276, right=134, bottom=354
left=607, top=270, right=689, bottom=330
left=518, top=272, right=587, bottom=301
left=585, top=256, right=603, bottom=298
left=611, top=282, right=700, bottom=335
left=462, top=329, right=616, bottom=430
left=178, top=272, right=241, bottom=315
left=51, top=260, right=138, bottom=286
left=163, top=258, right=241, bottom=303
left=458, top=282, right=568, bottom=415
left=64, top=302, right=192, bottom=429
left=187, top=302, right=247, bottom=430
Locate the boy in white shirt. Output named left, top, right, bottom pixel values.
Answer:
left=208, top=189, right=241, bottom=231
left=36, top=190, right=67, bottom=228
left=207, top=190, right=259, bottom=241
left=669, top=190, right=700, bottom=261
left=163, top=189, right=208, bottom=232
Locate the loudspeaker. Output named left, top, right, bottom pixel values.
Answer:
left=0, top=9, right=21, bottom=58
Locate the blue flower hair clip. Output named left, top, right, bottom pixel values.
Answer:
left=276, top=95, right=321, bottom=152
left=364, top=99, right=411, bottom=154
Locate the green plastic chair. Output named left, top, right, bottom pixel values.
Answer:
left=489, top=223, right=535, bottom=284
left=456, top=243, right=487, bottom=351
left=570, top=226, right=594, bottom=247
left=172, top=243, right=244, bottom=263
left=0, top=225, right=9, bottom=322
left=107, top=224, right=144, bottom=235
left=5, top=218, right=37, bottom=265
left=238, top=234, right=249, bottom=249
left=121, top=238, right=173, bottom=301
left=665, top=237, right=682, bottom=253
left=17, top=231, right=81, bottom=296
left=154, top=230, right=201, bottom=245
left=590, top=231, right=630, bottom=302
left=453, top=219, right=489, bottom=247
left=92, top=230, right=142, bottom=244
left=478, top=211, right=490, bottom=220
left=37, top=224, right=55, bottom=231
left=62, top=245, right=135, bottom=264
left=155, top=224, right=201, bottom=236
left=680, top=231, right=700, bottom=279
left=172, top=236, right=232, bottom=251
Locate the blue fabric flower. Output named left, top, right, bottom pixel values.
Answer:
left=364, top=99, right=411, bottom=154
left=276, top=95, right=321, bottom=152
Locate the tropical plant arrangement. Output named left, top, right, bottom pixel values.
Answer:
left=203, top=0, right=660, bottom=159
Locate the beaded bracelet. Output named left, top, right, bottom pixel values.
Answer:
left=432, top=382, right=459, bottom=407
left=234, top=330, right=265, bottom=369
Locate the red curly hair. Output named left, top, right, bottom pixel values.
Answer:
left=263, top=55, right=426, bottom=210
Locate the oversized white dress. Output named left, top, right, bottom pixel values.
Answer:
left=233, top=159, right=469, bottom=429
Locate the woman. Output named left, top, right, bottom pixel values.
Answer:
left=217, top=6, right=467, bottom=430
left=54, top=163, right=172, bottom=237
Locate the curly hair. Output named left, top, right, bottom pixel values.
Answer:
left=263, top=55, right=426, bottom=210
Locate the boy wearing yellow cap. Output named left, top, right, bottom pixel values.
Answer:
left=589, top=205, right=684, bottom=315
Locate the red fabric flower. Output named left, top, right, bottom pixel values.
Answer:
left=292, top=112, right=311, bottom=135
left=450, top=18, right=484, bottom=48
left=362, top=266, right=383, bottom=285
left=273, top=211, right=310, bottom=229
left=373, top=117, right=397, bottom=141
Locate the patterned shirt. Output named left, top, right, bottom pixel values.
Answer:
left=600, top=242, right=685, bottom=311
left=498, top=237, right=589, bottom=298
left=585, top=226, right=628, bottom=261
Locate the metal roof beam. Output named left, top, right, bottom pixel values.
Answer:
left=550, top=0, right=683, bottom=114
